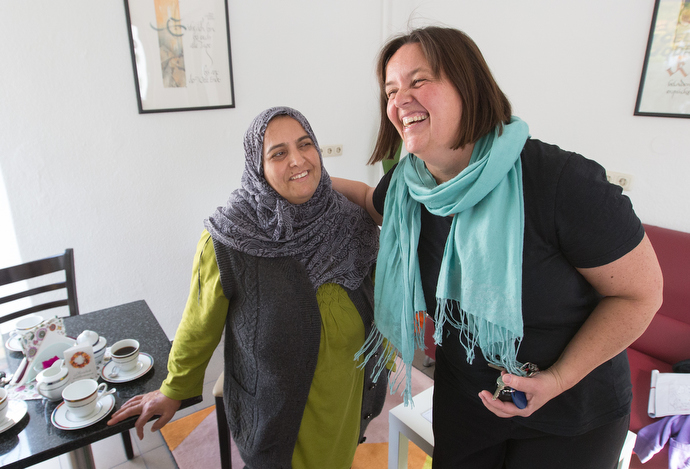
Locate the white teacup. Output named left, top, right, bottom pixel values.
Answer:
left=36, top=359, right=70, bottom=401
left=110, top=339, right=140, bottom=372
left=15, top=314, right=44, bottom=331
left=10, top=315, right=44, bottom=341
left=0, top=388, right=8, bottom=422
left=62, top=379, right=115, bottom=419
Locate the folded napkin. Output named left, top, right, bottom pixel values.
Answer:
left=11, top=318, right=73, bottom=385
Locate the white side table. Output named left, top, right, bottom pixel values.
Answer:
left=617, top=431, right=637, bottom=469
left=388, top=386, right=434, bottom=469
left=387, top=385, right=636, bottom=469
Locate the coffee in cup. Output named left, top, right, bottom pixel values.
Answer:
left=110, top=339, right=140, bottom=372
left=62, top=379, right=115, bottom=419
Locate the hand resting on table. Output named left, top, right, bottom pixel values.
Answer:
left=107, top=390, right=181, bottom=440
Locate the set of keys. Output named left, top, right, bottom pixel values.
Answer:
left=490, top=362, right=539, bottom=410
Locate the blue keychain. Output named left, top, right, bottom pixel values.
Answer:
left=511, top=362, right=540, bottom=409
left=492, top=362, right=539, bottom=410
left=512, top=390, right=527, bottom=409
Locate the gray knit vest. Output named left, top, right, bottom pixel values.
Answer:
left=213, top=239, right=387, bottom=468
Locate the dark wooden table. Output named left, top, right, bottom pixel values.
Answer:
left=0, top=300, right=201, bottom=469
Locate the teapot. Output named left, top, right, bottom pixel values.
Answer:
left=35, top=359, right=70, bottom=401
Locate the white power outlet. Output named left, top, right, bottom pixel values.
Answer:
left=320, top=144, right=343, bottom=157
left=606, top=171, right=633, bottom=191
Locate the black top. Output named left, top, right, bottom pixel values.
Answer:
left=373, top=139, right=644, bottom=435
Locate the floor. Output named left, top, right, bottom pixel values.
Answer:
left=27, top=343, right=436, bottom=469
left=413, top=347, right=435, bottom=380
left=27, top=339, right=226, bottom=469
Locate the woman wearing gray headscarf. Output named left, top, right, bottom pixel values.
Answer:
left=109, top=107, right=386, bottom=468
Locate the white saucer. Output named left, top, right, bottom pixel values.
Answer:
left=5, top=335, right=22, bottom=353
left=51, top=394, right=115, bottom=430
left=0, top=400, right=28, bottom=434
left=100, top=353, right=154, bottom=383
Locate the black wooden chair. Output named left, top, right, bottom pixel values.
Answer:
left=0, top=249, right=80, bottom=323
left=213, top=372, right=232, bottom=469
left=0, top=249, right=135, bottom=459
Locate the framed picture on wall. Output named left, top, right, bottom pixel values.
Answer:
left=123, top=0, right=235, bottom=113
left=635, top=0, right=690, bottom=118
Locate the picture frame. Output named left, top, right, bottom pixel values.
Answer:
left=634, top=0, right=690, bottom=118
left=123, top=0, right=235, bottom=113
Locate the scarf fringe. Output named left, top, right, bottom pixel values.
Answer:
left=355, top=323, right=425, bottom=407
left=355, top=327, right=391, bottom=383
left=388, top=355, right=416, bottom=407
left=434, top=298, right=525, bottom=375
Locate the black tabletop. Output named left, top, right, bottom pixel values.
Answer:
left=0, top=300, right=201, bottom=469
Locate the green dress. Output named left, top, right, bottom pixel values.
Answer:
left=161, top=231, right=365, bottom=469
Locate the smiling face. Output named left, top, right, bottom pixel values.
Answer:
left=262, top=116, right=322, bottom=204
left=385, top=43, right=472, bottom=182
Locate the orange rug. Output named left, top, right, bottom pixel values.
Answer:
left=353, top=441, right=432, bottom=468
left=161, top=405, right=216, bottom=452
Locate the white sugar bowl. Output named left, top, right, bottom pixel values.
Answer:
left=76, top=330, right=99, bottom=347
left=93, top=336, right=107, bottom=364
left=78, top=330, right=107, bottom=364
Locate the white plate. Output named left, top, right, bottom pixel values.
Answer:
left=100, top=353, right=154, bottom=383
left=0, top=400, right=28, bottom=434
left=5, top=335, right=22, bottom=352
left=51, top=394, right=115, bottom=430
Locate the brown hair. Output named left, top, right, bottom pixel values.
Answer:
left=369, top=26, right=511, bottom=165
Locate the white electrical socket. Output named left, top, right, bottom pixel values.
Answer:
left=606, top=171, right=633, bottom=191
left=320, top=144, right=343, bottom=157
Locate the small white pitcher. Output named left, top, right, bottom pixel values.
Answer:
left=36, top=359, right=70, bottom=401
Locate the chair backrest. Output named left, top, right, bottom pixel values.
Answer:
left=629, top=224, right=690, bottom=365
left=0, top=249, right=79, bottom=324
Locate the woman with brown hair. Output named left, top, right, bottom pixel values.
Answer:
left=335, top=26, right=663, bottom=468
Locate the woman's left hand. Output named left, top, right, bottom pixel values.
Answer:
left=480, top=233, right=663, bottom=418
left=477, top=370, right=566, bottom=418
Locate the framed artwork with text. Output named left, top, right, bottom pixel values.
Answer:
left=635, top=0, right=690, bottom=118
left=123, top=0, right=235, bottom=113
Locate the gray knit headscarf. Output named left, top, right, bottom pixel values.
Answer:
left=205, top=106, right=379, bottom=290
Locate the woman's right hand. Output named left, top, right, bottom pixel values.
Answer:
left=331, top=177, right=382, bottom=225
left=107, top=390, right=181, bottom=440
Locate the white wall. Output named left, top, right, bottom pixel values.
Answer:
left=1, top=1, right=688, bottom=336
left=0, top=1, right=384, bottom=335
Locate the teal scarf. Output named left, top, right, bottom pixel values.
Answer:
left=357, top=117, right=530, bottom=404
